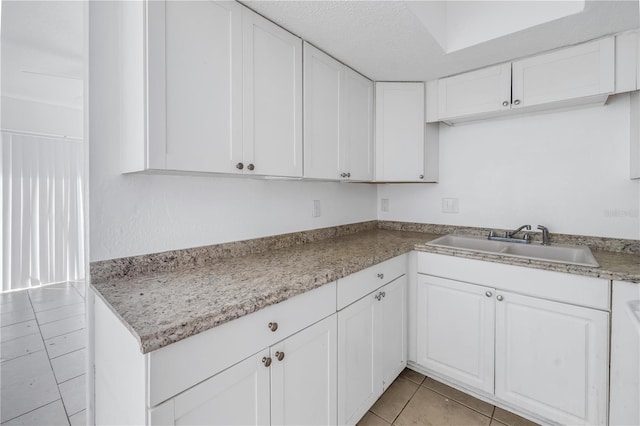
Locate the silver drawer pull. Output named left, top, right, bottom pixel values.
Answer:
left=268, top=322, right=278, bottom=332
left=377, top=273, right=384, bottom=279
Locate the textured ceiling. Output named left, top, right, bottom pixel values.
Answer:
left=243, top=0, right=640, bottom=82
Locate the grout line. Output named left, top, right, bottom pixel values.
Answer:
left=0, top=399, right=65, bottom=424
left=57, top=372, right=86, bottom=386
left=24, top=291, right=70, bottom=425
left=420, top=376, right=495, bottom=418
left=48, top=344, right=86, bottom=362
left=389, top=377, right=423, bottom=424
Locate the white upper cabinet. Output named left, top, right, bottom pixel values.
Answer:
left=144, top=0, right=243, bottom=174
left=342, top=68, right=374, bottom=181
left=243, top=8, right=303, bottom=178
left=123, top=1, right=302, bottom=177
left=303, top=44, right=343, bottom=180
left=437, top=63, right=512, bottom=121
left=375, top=82, right=438, bottom=182
left=428, top=36, right=616, bottom=124
left=512, top=37, right=614, bottom=109
left=303, top=43, right=372, bottom=181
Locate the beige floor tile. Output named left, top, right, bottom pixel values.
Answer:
left=370, top=377, right=419, bottom=423
left=1, top=307, right=35, bottom=327
left=40, top=314, right=85, bottom=340
left=357, top=411, right=390, bottom=426
left=400, top=368, right=426, bottom=385
left=1, top=399, right=69, bottom=426
left=422, top=377, right=495, bottom=417
left=51, top=348, right=86, bottom=383
left=1, top=333, right=45, bottom=363
left=69, top=410, right=86, bottom=426
left=395, top=387, right=491, bottom=426
left=0, top=350, right=61, bottom=422
left=490, top=419, right=507, bottom=426
left=59, top=374, right=86, bottom=416
left=45, top=328, right=86, bottom=359
left=492, top=408, right=539, bottom=426
left=1, top=320, right=39, bottom=343
left=35, top=303, right=85, bottom=325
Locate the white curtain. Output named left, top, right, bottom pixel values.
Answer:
left=1, top=131, right=85, bottom=292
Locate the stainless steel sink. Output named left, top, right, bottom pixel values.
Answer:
left=426, top=235, right=600, bottom=268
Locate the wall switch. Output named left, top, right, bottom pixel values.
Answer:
left=381, top=198, right=389, bottom=212
left=442, top=198, right=459, bottom=214
left=312, top=200, right=321, bottom=217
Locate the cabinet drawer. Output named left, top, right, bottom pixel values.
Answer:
left=148, top=281, right=336, bottom=407
left=417, top=252, right=609, bottom=311
left=337, top=255, right=406, bottom=310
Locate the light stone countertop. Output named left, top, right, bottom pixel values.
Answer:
left=91, top=229, right=430, bottom=354
left=91, top=228, right=639, bottom=354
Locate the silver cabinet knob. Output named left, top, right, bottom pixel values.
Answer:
left=496, top=295, right=504, bottom=301
left=502, top=101, right=509, bottom=107
left=419, top=175, right=424, bottom=179
left=247, top=164, right=255, bottom=171
left=374, top=293, right=382, bottom=301
left=236, top=162, right=244, bottom=170
left=513, top=100, right=521, bottom=105
left=347, top=172, right=351, bottom=178
left=340, top=173, right=347, bottom=178
left=485, top=291, right=492, bottom=298
left=381, top=291, right=386, bottom=298
left=268, top=322, right=278, bottom=332
left=262, top=356, right=272, bottom=367
left=275, top=351, right=285, bottom=361
left=377, top=273, right=384, bottom=279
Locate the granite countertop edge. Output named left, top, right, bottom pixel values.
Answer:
left=92, top=230, right=639, bottom=355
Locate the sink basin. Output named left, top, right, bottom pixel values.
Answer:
left=426, top=235, right=600, bottom=268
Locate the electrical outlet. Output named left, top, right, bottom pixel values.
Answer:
left=381, top=198, right=389, bottom=212
left=442, top=198, right=459, bottom=214
left=312, top=200, right=321, bottom=217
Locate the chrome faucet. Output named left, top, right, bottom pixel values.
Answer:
left=537, top=225, right=550, bottom=245
left=507, top=224, right=532, bottom=239
left=488, top=224, right=532, bottom=244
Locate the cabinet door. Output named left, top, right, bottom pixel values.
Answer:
left=416, top=275, right=495, bottom=394
left=157, top=0, right=242, bottom=173
left=374, top=82, right=425, bottom=182
left=437, top=63, right=511, bottom=120
left=342, top=68, right=373, bottom=181
left=151, top=350, right=270, bottom=426
left=337, top=291, right=380, bottom=425
left=271, top=315, right=337, bottom=426
left=512, top=37, right=614, bottom=108
left=610, top=280, right=640, bottom=426
left=494, top=291, right=609, bottom=425
left=379, top=276, right=407, bottom=391
left=303, top=43, right=342, bottom=180
left=243, top=9, right=303, bottom=177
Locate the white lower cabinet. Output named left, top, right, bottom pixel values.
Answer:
left=415, top=275, right=495, bottom=394
left=337, top=275, right=407, bottom=425
left=151, top=315, right=337, bottom=426
left=494, top=291, right=609, bottom=426
left=414, top=259, right=610, bottom=426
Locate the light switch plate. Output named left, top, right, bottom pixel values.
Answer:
left=442, top=198, right=459, bottom=214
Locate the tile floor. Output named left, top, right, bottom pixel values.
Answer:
left=1, top=282, right=86, bottom=426
left=359, top=369, right=540, bottom=426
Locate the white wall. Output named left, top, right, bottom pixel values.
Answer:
left=1, top=96, right=83, bottom=139
left=89, top=2, right=375, bottom=262
left=379, top=94, right=640, bottom=240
